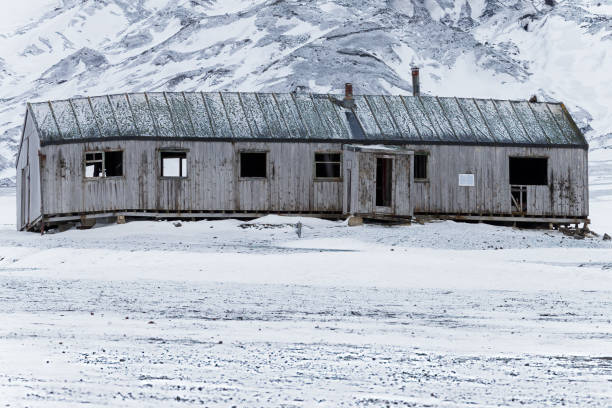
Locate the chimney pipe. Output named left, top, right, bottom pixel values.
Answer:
left=345, top=83, right=353, bottom=99
left=411, top=67, right=420, bottom=96
left=343, top=83, right=355, bottom=109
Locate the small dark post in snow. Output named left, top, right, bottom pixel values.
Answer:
left=296, top=221, right=302, bottom=238
left=412, top=67, right=420, bottom=96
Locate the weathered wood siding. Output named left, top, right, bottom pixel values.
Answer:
left=40, top=141, right=344, bottom=215
left=36, top=140, right=588, bottom=219
left=16, top=111, right=42, bottom=230
left=407, top=144, right=588, bottom=217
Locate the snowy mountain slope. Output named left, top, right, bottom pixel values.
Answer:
left=0, top=0, right=610, bottom=183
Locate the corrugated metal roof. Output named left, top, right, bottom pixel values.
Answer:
left=28, top=92, right=587, bottom=146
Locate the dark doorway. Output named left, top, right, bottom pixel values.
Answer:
left=376, top=158, right=393, bottom=207
left=509, top=157, right=548, bottom=185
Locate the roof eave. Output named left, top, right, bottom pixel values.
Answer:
left=38, top=135, right=589, bottom=149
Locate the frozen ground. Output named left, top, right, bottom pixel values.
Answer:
left=0, top=181, right=611, bottom=406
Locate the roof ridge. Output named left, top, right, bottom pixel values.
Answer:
left=28, top=91, right=564, bottom=106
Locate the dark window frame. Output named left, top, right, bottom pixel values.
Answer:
left=414, top=152, right=428, bottom=182
left=84, top=150, right=124, bottom=179
left=314, top=151, right=342, bottom=181
left=239, top=151, right=268, bottom=179
left=159, top=149, right=188, bottom=179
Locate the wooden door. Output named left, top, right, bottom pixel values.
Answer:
left=343, top=147, right=413, bottom=218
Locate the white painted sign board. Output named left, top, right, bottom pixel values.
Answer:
left=458, top=173, right=475, bottom=186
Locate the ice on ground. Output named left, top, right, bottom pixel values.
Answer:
left=0, top=188, right=15, bottom=229
left=0, top=187, right=611, bottom=406
left=0, top=185, right=610, bottom=292
left=243, top=214, right=341, bottom=228
left=588, top=149, right=612, bottom=234
left=0, top=279, right=610, bottom=406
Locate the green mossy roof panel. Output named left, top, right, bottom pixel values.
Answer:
left=28, top=92, right=587, bottom=147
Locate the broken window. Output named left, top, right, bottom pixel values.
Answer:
left=376, top=157, right=393, bottom=207
left=315, top=153, right=341, bottom=178
left=240, top=152, right=267, bottom=178
left=85, top=153, right=103, bottom=178
left=414, top=153, right=428, bottom=180
left=85, top=151, right=123, bottom=178
left=509, top=157, right=547, bottom=185
left=161, top=151, right=187, bottom=178
left=105, top=151, right=123, bottom=177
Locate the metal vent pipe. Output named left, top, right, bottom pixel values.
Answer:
left=411, top=67, right=420, bottom=96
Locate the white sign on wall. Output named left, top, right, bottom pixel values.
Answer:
left=458, top=173, right=475, bottom=187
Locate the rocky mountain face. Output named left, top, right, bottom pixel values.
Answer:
left=1, top=0, right=610, bottom=184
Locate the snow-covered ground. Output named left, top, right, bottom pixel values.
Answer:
left=589, top=149, right=612, bottom=234
left=0, top=182, right=611, bottom=406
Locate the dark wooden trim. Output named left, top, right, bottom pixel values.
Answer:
left=39, top=136, right=589, bottom=150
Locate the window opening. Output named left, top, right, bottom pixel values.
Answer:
left=414, top=153, right=427, bottom=180
left=509, top=157, right=547, bottom=185
left=85, top=152, right=103, bottom=178
left=105, top=151, right=123, bottom=177
left=240, top=152, right=267, bottom=178
left=376, top=157, right=393, bottom=207
left=161, top=151, right=187, bottom=178
left=315, top=153, right=341, bottom=178
left=85, top=151, right=123, bottom=178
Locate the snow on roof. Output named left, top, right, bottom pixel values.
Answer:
left=27, top=92, right=587, bottom=147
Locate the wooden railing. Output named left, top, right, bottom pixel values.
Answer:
left=510, top=185, right=527, bottom=214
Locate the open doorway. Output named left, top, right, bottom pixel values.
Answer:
left=509, top=157, right=547, bottom=214
left=376, top=157, right=393, bottom=207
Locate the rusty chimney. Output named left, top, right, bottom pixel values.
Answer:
left=412, top=67, right=420, bottom=96
left=345, top=83, right=353, bottom=99
left=343, top=82, right=355, bottom=108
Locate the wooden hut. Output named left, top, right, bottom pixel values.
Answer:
left=16, top=86, right=588, bottom=231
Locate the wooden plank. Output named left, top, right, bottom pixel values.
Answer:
left=36, top=138, right=588, bottom=221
